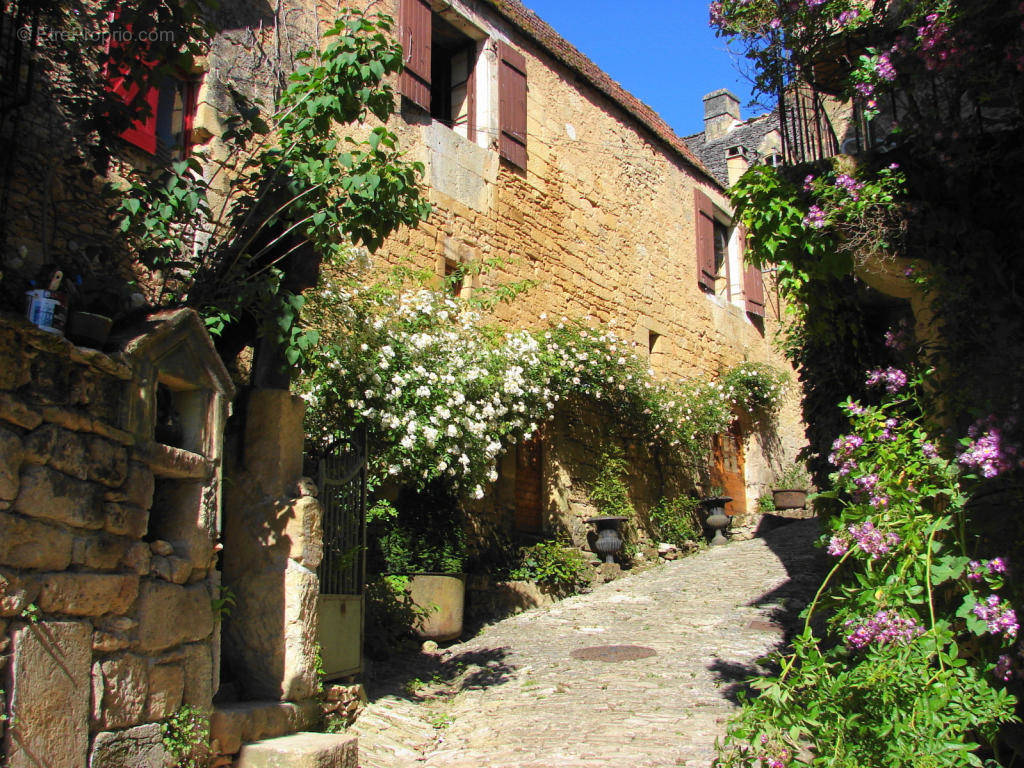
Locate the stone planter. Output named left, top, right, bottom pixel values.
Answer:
left=701, top=496, right=732, bottom=546
left=772, top=489, right=808, bottom=510
left=405, top=573, right=465, bottom=642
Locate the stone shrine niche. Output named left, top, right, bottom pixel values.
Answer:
left=117, top=309, right=235, bottom=574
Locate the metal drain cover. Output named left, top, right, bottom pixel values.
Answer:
left=570, top=645, right=657, bottom=662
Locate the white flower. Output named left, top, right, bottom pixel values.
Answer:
left=472, top=486, right=484, bottom=499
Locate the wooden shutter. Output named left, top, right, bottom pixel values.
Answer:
left=498, top=42, right=527, bottom=169
left=106, top=16, right=159, bottom=154
left=694, top=189, right=716, bottom=292
left=514, top=434, right=543, bottom=533
left=740, top=226, right=765, bottom=316
left=400, top=0, right=432, bottom=111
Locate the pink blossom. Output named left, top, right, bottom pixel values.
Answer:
left=973, top=594, right=1019, bottom=640
left=845, top=610, right=923, bottom=649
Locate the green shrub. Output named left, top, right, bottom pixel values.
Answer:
left=510, top=540, right=592, bottom=596
left=756, top=493, right=776, bottom=514
left=721, top=361, right=788, bottom=418
left=649, top=495, right=703, bottom=548
left=363, top=575, right=433, bottom=659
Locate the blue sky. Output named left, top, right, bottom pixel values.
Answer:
left=520, top=0, right=765, bottom=138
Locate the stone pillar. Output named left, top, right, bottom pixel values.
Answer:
left=221, top=390, right=323, bottom=702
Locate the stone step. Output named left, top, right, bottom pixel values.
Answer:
left=210, top=699, right=320, bottom=755
left=235, top=732, right=357, bottom=768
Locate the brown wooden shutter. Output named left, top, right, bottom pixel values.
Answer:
left=515, top=434, right=543, bottom=533
left=694, top=189, right=716, bottom=292
left=740, top=226, right=765, bottom=316
left=498, top=42, right=527, bottom=169
left=400, top=0, right=431, bottom=111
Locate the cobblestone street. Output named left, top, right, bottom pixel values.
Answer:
left=351, top=518, right=825, bottom=768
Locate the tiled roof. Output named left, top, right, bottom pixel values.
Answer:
left=683, top=112, right=780, bottom=187
left=482, top=0, right=719, bottom=186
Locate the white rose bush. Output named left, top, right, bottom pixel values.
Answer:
left=300, top=270, right=788, bottom=497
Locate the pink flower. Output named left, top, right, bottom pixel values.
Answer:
left=845, top=610, right=923, bottom=649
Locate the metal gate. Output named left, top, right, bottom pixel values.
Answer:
left=315, top=430, right=367, bottom=679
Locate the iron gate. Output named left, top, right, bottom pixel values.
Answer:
left=314, top=429, right=367, bottom=679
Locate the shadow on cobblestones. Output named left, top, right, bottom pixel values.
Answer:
left=709, top=517, right=826, bottom=704
left=364, top=645, right=517, bottom=703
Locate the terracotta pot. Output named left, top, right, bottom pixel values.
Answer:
left=405, top=573, right=465, bottom=642
left=772, top=489, right=808, bottom=510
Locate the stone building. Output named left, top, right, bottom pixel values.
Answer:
left=0, top=0, right=807, bottom=764
left=373, top=0, right=805, bottom=546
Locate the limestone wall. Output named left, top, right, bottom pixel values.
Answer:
left=0, top=314, right=222, bottom=767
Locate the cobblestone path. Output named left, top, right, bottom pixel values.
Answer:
left=351, top=518, right=824, bottom=768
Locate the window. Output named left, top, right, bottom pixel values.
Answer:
left=443, top=258, right=465, bottom=299
left=694, top=188, right=765, bottom=318
left=400, top=0, right=527, bottom=168
left=763, top=152, right=783, bottom=167
left=106, top=37, right=198, bottom=158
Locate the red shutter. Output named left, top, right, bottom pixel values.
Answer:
left=105, top=17, right=158, bottom=154
left=400, top=0, right=432, bottom=111
left=694, top=189, right=715, bottom=292
left=740, top=226, right=765, bottom=316
left=498, top=42, right=527, bottom=169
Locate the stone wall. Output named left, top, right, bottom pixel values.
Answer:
left=0, top=312, right=227, bottom=767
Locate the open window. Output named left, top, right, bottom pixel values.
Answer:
left=400, top=0, right=527, bottom=168
left=695, top=189, right=764, bottom=319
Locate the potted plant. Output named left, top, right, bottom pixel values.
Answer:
left=700, top=485, right=732, bottom=546
left=367, top=483, right=467, bottom=642
left=772, top=462, right=811, bottom=510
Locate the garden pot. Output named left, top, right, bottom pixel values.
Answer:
left=405, top=573, right=465, bottom=642
left=772, top=489, right=808, bottom=510
left=67, top=311, right=113, bottom=349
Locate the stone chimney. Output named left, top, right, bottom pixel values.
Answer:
left=703, top=89, right=741, bottom=142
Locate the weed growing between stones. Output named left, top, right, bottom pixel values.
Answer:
left=161, top=706, right=211, bottom=768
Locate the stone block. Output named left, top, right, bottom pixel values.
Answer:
left=12, top=464, right=103, bottom=529
left=122, top=542, right=152, bottom=574
left=0, top=511, right=74, bottom=570
left=242, top=390, right=305, bottom=500
left=39, top=573, right=139, bottom=616
left=137, top=582, right=214, bottom=652
left=72, top=532, right=131, bottom=570
left=182, top=642, right=214, bottom=709
left=0, top=392, right=42, bottom=430
left=0, top=568, right=39, bottom=617
left=235, top=732, right=357, bottom=768
left=89, top=723, right=170, bottom=768
left=0, top=327, right=31, bottom=390
left=0, top=425, right=23, bottom=501
left=95, top=654, right=148, bottom=730
left=146, top=663, right=184, bottom=721
left=284, top=496, right=324, bottom=570
left=25, top=351, right=70, bottom=406
left=104, top=503, right=149, bottom=538
left=92, top=629, right=131, bottom=653
left=4, top=621, right=91, bottom=768
left=22, top=425, right=127, bottom=488
left=282, top=565, right=320, bottom=701
left=210, top=700, right=322, bottom=756
left=105, top=462, right=155, bottom=509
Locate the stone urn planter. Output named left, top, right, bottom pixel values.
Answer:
left=405, top=573, right=465, bottom=642
left=700, top=496, right=732, bottom=546
left=772, top=489, right=808, bottom=510
left=586, top=516, right=630, bottom=564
